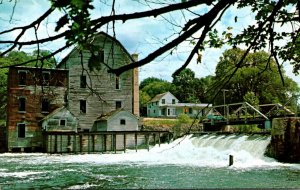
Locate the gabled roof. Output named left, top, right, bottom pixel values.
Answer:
left=95, top=109, right=138, bottom=121
left=40, top=107, right=78, bottom=122
left=56, top=32, right=135, bottom=68
left=149, top=91, right=178, bottom=103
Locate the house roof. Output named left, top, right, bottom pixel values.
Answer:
left=95, top=109, right=138, bottom=121
left=149, top=92, right=170, bottom=103
left=56, top=32, right=135, bottom=68
left=40, top=107, right=78, bottom=122
left=160, top=103, right=212, bottom=108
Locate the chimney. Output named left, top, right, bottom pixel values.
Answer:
left=131, top=54, right=139, bottom=117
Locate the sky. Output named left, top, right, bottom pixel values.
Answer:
left=0, top=0, right=299, bottom=85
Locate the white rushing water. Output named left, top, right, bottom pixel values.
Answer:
left=1, top=134, right=289, bottom=169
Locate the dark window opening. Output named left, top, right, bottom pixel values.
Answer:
left=60, top=119, right=66, bottom=126
left=162, top=99, right=165, bottom=104
left=18, top=71, right=26, bottom=86
left=189, top=108, right=193, bottom=114
left=42, top=72, right=50, bottom=85
left=116, top=101, right=122, bottom=109
left=172, top=99, right=175, bottom=104
left=18, top=123, right=25, bottom=138
left=116, top=76, right=120, bottom=89
left=80, top=100, right=86, bottom=113
left=99, top=50, right=104, bottom=63
left=41, top=98, right=49, bottom=112
left=168, top=109, right=170, bottom=115
left=19, top=97, right=26, bottom=112
left=83, top=129, right=90, bottom=132
left=120, top=119, right=126, bottom=125
left=80, top=75, right=86, bottom=88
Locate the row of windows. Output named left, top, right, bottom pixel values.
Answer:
left=17, top=117, right=126, bottom=138
left=161, top=99, right=176, bottom=104
left=18, top=98, right=122, bottom=114
left=80, top=75, right=121, bottom=89
left=18, top=97, right=49, bottom=112
left=18, top=71, right=50, bottom=86
left=80, top=100, right=122, bottom=114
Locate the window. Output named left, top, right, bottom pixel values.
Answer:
left=80, top=75, right=87, bottom=88
left=116, top=101, right=122, bottom=109
left=19, top=97, right=26, bottom=112
left=99, top=50, right=104, bottom=63
left=18, top=71, right=27, bottom=86
left=189, top=108, right=193, bottom=114
left=60, top=119, right=66, bottom=126
left=162, top=99, right=165, bottom=104
left=168, top=109, right=170, bottom=115
left=172, top=99, right=175, bottom=104
left=18, top=123, right=25, bottom=138
left=184, top=108, right=188, bottom=114
left=41, top=98, right=49, bottom=112
left=42, top=71, right=50, bottom=85
left=120, top=119, right=126, bottom=125
left=80, top=100, right=86, bottom=113
left=116, top=76, right=120, bottom=89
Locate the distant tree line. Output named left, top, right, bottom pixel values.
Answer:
left=140, top=48, right=300, bottom=116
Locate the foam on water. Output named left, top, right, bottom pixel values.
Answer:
left=0, top=134, right=295, bottom=168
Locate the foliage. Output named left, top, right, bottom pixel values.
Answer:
left=177, top=114, right=192, bottom=124
left=243, top=91, right=259, bottom=107
left=0, top=0, right=298, bottom=78
left=213, top=48, right=299, bottom=107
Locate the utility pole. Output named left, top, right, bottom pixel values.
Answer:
left=222, top=89, right=229, bottom=117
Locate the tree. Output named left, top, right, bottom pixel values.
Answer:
left=172, top=68, right=200, bottom=102
left=213, top=48, right=299, bottom=106
left=0, top=0, right=298, bottom=80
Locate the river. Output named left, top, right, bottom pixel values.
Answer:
left=0, top=134, right=300, bottom=189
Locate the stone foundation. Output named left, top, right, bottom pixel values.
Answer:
left=266, top=117, right=300, bottom=163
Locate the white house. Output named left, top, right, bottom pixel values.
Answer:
left=147, top=92, right=212, bottom=118
left=92, top=109, right=138, bottom=131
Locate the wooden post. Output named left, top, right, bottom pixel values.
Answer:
left=135, top=132, right=138, bottom=152
left=54, top=135, right=57, bottom=153
left=49, top=135, right=52, bottom=153
left=79, top=135, right=83, bottom=153
left=87, top=134, right=90, bottom=154
left=60, top=135, right=63, bottom=153
left=113, top=134, right=117, bottom=154
left=153, top=133, right=156, bottom=146
left=92, top=135, right=95, bottom=153
left=146, top=134, right=149, bottom=152
left=74, top=134, right=77, bottom=154
left=158, top=132, right=161, bottom=147
left=123, top=133, right=126, bottom=153
left=229, top=155, right=234, bottom=166
left=103, top=134, right=107, bottom=153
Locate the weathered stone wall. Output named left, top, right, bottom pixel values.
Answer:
left=266, top=117, right=300, bottom=163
